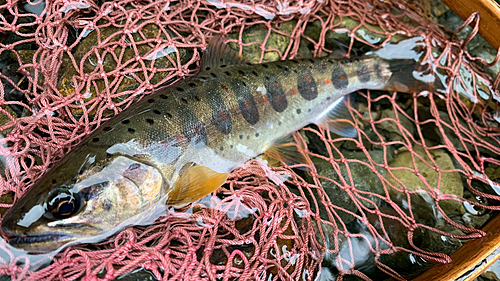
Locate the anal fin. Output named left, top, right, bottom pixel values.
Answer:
left=166, top=164, right=229, bottom=206
left=316, top=95, right=358, bottom=138
left=265, top=131, right=310, bottom=168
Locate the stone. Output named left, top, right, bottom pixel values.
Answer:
left=227, top=21, right=297, bottom=63
left=386, top=145, right=464, bottom=214
left=376, top=108, right=415, bottom=142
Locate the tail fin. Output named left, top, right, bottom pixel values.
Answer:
left=368, top=37, right=447, bottom=94
left=384, top=59, right=446, bottom=94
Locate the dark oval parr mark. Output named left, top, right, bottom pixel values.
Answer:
left=332, top=65, right=349, bottom=90
left=208, top=89, right=232, bottom=135
left=297, top=68, right=318, bottom=101
left=263, top=73, right=287, bottom=112
left=357, top=63, right=370, bottom=83
left=231, top=79, right=259, bottom=125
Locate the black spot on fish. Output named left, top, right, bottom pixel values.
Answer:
left=52, top=179, right=57, bottom=184
left=128, top=128, right=135, bottom=133
left=255, top=133, right=259, bottom=137
left=181, top=98, right=188, bottom=104
left=332, top=65, right=349, bottom=90
left=230, top=145, right=233, bottom=148
left=160, top=94, right=168, bottom=99
left=238, top=70, right=245, bottom=75
left=247, top=135, right=250, bottom=140
left=194, top=95, right=201, bottom=101
left=211, top=73, right=217, bottom=78
left=102, top=199, right=113, bottom=211
left=92, top=137, right=99, bottom=142
left=146, top=118, right=154, bottom=125
left=166, top=112, right=172, bottom=118
left=239, top=135, right=243, bottom=139
left=188, top=82, right=196, bottom=88
left=178, top=105, right=207, bottom=145
left=231, top=79, right=259, bottom=125
left=357, top=64, right=370, bottom=83
left=122, top=119, right=130, bottom=124
left=220, top=146, right=223, bottom=151
left=276, top=65, right=283, bottom=69
left=225, top=71, right=231, bottom=76
left=208, top=88, right=232, bottom=135
left=153, top=110, right=161, bottom=115
left=220, top=65, right=227, bottom=68
left=148, top=98, right=155, bottom=103
left=262, top=64, right=268, bottom=68
left=263, top=73, right=288, bottom=112
left=297, top=68, right=318, bottom=101
left=129, top=163, right=140, bottom=170
left=205, top=67, right=211, bottom=71
left=103, top=126, right=112, bottom=131
left=291, top=60, right=299, bottom=64
left=296, top=108, right=301, bottom=114
left=252, top=71, right=258, bottom=77
left=176, top=87, right=184, bottom=92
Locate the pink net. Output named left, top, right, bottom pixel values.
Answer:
left=0, top=0, right=499, bottom=280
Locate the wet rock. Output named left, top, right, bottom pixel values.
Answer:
left=305, top=157, right=358, bottom=225
left=0, top=105, right=16, bottom=136
left=0, top=191, right=14, bottom=216
left=228, top=21, right=297, bottom=63
left=303, top=18, right=407, bottom=55
left=56, top=23, right=190, bottom=118
left=486, top=164, right=500, bottom=181
left=418, top=107, right=498, bottom=157
left=376, top=108, right=415, bottom=142
left=267, top=219, right=296, bottom=275
left=116, top=268, right=158, bottom=281
left=386, top=145, right=464, bottom=214
left=305, top=150, right=387, bottom=224
left=420, top=222, right=462, bottom=255
left=463, top=212, right=490, bottom=229
left=481, top=260, right=500, bottom=281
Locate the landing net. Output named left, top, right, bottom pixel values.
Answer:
left=0, top=0, right=499, bottom=280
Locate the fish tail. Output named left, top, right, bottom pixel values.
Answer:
left=384, top=58, right=446, bottom=93
left=368, top=37, right=446, bottom=94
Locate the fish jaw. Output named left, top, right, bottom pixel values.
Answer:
left=1, top=155, right=165, bottom=253
left=3, top=228, right=77, bottom=253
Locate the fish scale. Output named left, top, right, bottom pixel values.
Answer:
left=1, top=39, right=432, bottom=253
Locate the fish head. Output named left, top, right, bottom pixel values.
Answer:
left=1, top=155, right=165, bottom=253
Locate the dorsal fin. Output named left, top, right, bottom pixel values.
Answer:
left=200, top=36, right=249, bottom=71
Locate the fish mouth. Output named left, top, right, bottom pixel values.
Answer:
left=7, top=233, right=74, bottom=253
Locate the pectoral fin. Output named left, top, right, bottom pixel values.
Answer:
left=316, top=95, right=358, bottom=138
left=166, top=164, right=229, bottom=206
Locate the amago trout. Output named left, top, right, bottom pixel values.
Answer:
left=1, top=37, right=438, bottom=252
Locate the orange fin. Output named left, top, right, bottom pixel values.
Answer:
left=166, top=164, right=228, bottom=206
left=316, top=95, right=358, bottom=138
left=265, top=132, right=310, bottom=168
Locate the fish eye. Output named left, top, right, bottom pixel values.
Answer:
left=45, top=189, right=82, bottom=219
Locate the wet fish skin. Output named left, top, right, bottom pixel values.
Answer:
left=1, top=49, right=413, bottom=253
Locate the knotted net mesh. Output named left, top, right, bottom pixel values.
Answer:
left=0, top=0, right=499, bottom=280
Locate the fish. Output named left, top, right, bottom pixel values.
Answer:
left=1, top=37, right=439, bottom=253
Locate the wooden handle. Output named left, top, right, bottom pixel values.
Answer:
left=413, top=213, right=500, bottom=281
left=440, top=0, right=500, bottom=49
